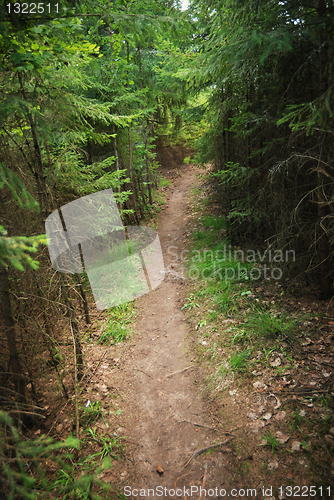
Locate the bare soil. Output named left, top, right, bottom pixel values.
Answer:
left=104, top=165, right=232, bottom=492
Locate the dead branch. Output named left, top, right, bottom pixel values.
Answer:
left=182, top=436, right=235, bottom=470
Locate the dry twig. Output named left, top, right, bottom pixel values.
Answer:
left=147, top=352, right=162, bottom=370
left=199, top=463, right=208, bottom=500
left=133, top=368, right=153, bottom=379
left=182, top=436, right=235, bottom=470
left=174, top=472, right=193, bottom=488
left=166, top=366, right=193, bottom=378
left=178, top=416, right=215, bottom=430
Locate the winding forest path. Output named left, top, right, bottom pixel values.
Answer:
left=112, top=165, right=229, bottom=495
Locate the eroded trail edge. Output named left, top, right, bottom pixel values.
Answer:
left=112, top=166, right=228, bottom=493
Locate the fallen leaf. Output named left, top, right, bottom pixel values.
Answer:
left=274, top=411, right=286, bottom=421
left=276, top=431, right=290, bottom=444
left=291, top=441, right=301, bottom=452
left=269, top=393, right=281, bottom=409
left=249, top=421, right=265, bottom=433
left=325, top=435, right=334, bottom=446
left=156, top=465, right=164, bottom=474
left=247, top=412, right=257, bottom=420
left=253, top=381, right=267, bottom=390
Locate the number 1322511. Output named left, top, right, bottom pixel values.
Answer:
left=7, top=3, right=59, bottom=14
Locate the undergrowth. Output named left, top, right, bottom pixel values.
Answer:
left=181, top=212, right=303, bottom=387
left=99, top=303, right=135, bottom=345
left=0, top=411, right=118, bottom=500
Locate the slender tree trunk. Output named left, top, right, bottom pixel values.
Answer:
left=74, top=272, right=91, bottom=325
left=137, top=46, right=153, bottom=207
left=32, top=272, right=69, bottom=399
left=315, top=0, right=332, bottom=298
left=128, top=128, right=140, bottom=223
left=143, top=123, right=153, bottom=206
left=55, top=208, right=84, bottom=376
left=112, top=123, right=122, bottom=210
left=59, top=274, right=83, bottom=380
left=18, top=72, right=49, bottom=217
left=0, top=264, right=26, bottom=404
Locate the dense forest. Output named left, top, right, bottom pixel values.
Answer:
left=1, top=0, right=334, bottom=497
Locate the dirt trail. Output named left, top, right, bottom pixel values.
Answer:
left=113, top=165, right=229, bottom=495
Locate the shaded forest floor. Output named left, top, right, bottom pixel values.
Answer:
left=29, top=160, right=334, bottom=499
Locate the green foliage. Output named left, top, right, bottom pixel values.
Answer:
left=229, top=349, right=252, bottom=373
left=211, top=163, right=251, bottom=188
left=98, top=303, right=134, bottom=345
left=181, top=293, right=200, bottom=311
left=185, top=0, right=334, bottom=290
left=0, top=163, right=39, bottom=211
left=159, top=176, right=172, bottom=188
left=245, top=309, right=299, bottom=342
left=201, top=215, right=226, bottom=231
left=79, top=401, right=104, bottom=426
left=291, top=408, right=303, bottom=431
left=0, top=411, right=112, bottom=500
left=0, top=226, right=46, bottom=271
left=261, top=430, right=280, bottom=455
left=84, top=428, right=125, bottom=461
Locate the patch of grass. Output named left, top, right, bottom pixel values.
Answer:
left=320, top=390, right=331, bottom=411
left=262, top=431, right=280, bottom=455
left=84, top=428, right=125, bottom=461
left=245, top=309, right=299, bottom=343
left=187, top=237, right=255, bottom=288
left=263, top=347, right=276, bottom=367
left=231, top=328, right=253, bottom=346
left=201, top=215, right=226, bottom=231
left=206, top=342, right=217, bottom=359
left=212, top=282, right=239, bottom=315
left=229, top=349, right=252, bottom=373
left=98, top=303, right=134, bottom=345
left=317, top=414, right=332, bottom=436
left=291, top=408, right=302, bottom=430
left=181, top=293, right=200, bottom=311
left=241, top=461, right=250, bottom=475
left=159, top=175, right=172, bottom=188
left=79, top=401, right=105, bottom=426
